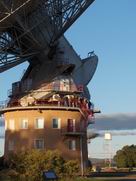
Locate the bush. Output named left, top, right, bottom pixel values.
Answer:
left=64, top=160, right=79, bottom=177
left=7, top=150, right=80, bottom=181
left=0, top=156, right=4, bottom=170
left=0, top=169, right=14, bottom=181
left=8, top=150, right=64, bottom=181
left=7, top=169, right=19, bottom=181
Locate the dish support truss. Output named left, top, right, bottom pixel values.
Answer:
left=0, top=0, right=95, bottom=73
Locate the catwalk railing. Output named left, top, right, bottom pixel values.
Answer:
left=8, top=81, right=84, bottom=97
left=61, top=126, right=86, bottom=136
left=0, top=99, right=94, bottom=117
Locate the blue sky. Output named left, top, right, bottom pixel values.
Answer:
left=0, top=0, right=136, bottom=113
left=0, top=0, right=136, bottom=157
left=66, top=0, right=136, bottom=157
left=66, top=0, right=136, bottom=114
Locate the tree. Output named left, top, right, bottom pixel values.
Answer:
left=114, top=144, right=136, bottom=168
left=6, top=149, right=80, bottom=181
left=64, top=160, right=79, bottom=177
left=7, top=150, right=65, bottom=181
left=0, top=156, right=4, bottom=170
left=114, top=150, right=127, bottom=168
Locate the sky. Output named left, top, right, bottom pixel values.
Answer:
left=66, top=0, right=136, bottom=114
left=65, top=0, right=136, bottom=158
left=0, top=0, right=136, bottom=158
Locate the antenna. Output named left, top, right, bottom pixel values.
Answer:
left=0, top=0, right=95, bottom=73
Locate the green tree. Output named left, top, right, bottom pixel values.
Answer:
left=64, top=160, right=79, bottom=177
left=114, top=150, right=127, bottom=168
left=114, top=144, right=136, bottom=168
left=8, top=150, right=65, bottom=181
left=7, top=149, right=80, bottom=181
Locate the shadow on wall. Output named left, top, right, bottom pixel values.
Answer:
left=4, top=127, right=81, bottom=160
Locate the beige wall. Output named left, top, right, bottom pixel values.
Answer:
left=4, top=108, right=88, bottom=170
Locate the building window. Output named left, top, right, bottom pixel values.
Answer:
left=9, top=119, right=15, bottom=130
left=69, top=140, right=76, bottom=151
left=34, top=139, right=44, bottom=149
left=52, top=118, right=61, bottom=129
left=20, top=119, right=28, bottom=129
left=5, top=120, right=7, bottom=130
left=8, top=140, right=14, bottom=151
left=67, top=119, right=76, bottom=132
left=35, top=118, right=44, bottom=129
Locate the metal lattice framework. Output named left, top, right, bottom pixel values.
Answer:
left=0, top=0, right=95, bottom=73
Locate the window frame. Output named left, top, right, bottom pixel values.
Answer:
left=20, top=118, right=28, bottom=129
left=52, top=118, right=61, bottom=129
left=69, top=139, right=76, bottom=151
left=35, top=117, right=44, bottom=129
left=9, top=119, right=15, bottom=130
left=67, top=118, right=76, bottom=132
left=8, top=140, right=14, bottom=151
left=34, top=139, right=45, bottom=149
left=5, top=120, right=7, bottom=130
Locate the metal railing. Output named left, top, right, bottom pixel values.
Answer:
left=0, top=100, right=8, bottom=109
left=61, top=126, right=86, bottom=136
left=8, top=82, right=83, bottom=97
left=0, top=98, right=95, bottom=123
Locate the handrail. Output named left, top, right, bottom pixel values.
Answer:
left=61, top=126, right=86, bottom=135
left=0, top=99, right=95, bottom=121
left=0, top=100, right=8, bottom=109
left=8, top=81, right=84, bottom=97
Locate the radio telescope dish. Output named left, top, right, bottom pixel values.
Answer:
left=0, top=0, right=98, bottom=103
left=0, top=0, right=95, bottom=73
